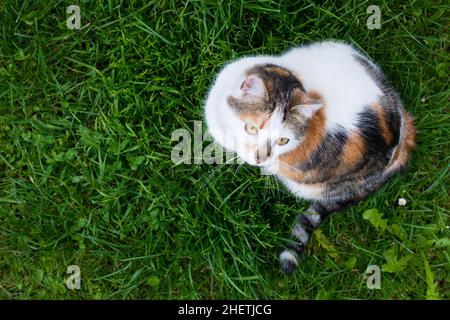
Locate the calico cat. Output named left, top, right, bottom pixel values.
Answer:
left=204, top=40, right=416, bottom=275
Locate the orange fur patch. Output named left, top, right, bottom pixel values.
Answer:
left=276, top=164, right=305, bottom=180
left=305, top=91, right=323, bottom=103
left=278, top=108, right=326, bottom=167
left=275, top=163, right=317, bottom=181
left=341, top=131, right=365, bottom=165
left=372, top=102, right=393, bottom=145
left=402, top=110, right=416, bottom=149
left=291, top=89, right=323, bottom=106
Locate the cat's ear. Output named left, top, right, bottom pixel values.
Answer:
left=240, top=75, right=268, bottom=100
left=291, top=90, right=324, bottom=120
left=292, top=103, right=323, bottom=119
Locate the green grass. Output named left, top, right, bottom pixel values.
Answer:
left=0, top=0, right=448, bottom=299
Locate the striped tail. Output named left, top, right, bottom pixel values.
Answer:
left=280, top=200, right=358, bottom=275
left=280, top=207, right=323, bottom=275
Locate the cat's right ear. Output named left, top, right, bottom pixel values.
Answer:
left=240, top=75, right=268, bottom=100
left=290, top=90, right=324, bottom=120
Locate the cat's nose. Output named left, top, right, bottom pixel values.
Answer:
left=256, top=142, right=271, bottom=164
left=256, top=153, right=266, bottom=164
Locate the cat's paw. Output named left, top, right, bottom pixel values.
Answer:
left=279, top=250, right=298, bottom=275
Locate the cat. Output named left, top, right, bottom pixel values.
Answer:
left=204, top=40, right=416, bottom=275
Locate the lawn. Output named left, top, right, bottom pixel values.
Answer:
left=0, top=0, right=448, bottom=299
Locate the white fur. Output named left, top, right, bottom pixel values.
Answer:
left=304, top=210, right=322, bottom=228
left=279, top=250, right=298, bottom=265
left=277, top=175, right=323, bottom=201
left=205, top=57, right=276, bottom=140
left=292, top=224, right=309, bottom=244
left=204, top=41, right=383, bottom=199
left=205, top=55, right=285, bottom=165
left=278, top=41, right=382, bottom=130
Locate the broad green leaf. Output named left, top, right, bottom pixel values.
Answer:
left=70, top=218, right=88, bottom=233
left=79, top=125, right=103, bottom=146
left=313, top=230, right=339, bottom=260
left=146, top=276, right=160, bottom=287
left=344, top=257, right=357, bottom=269
left=363, top=208, right=388, bottom=232
left=387, top=223, right=407, bottom=241
left=22, top=9, right=47, bottom=25
left=15, top=49, right=29, bottom=61
left=65, top=149, right=77, bottom=161
left=31, top=269, right=44, bottom=284
left=381, top=247, right=412, bottom=273
left=422, top=252, right=440, bottom=300
left=424, top=238, right=450, bottom=248
left=127, top=155, right=146, bottom=170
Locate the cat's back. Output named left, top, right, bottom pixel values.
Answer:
left=278, top=41, right=415, bottom=199
left=279, top=41, right=383, bottom=130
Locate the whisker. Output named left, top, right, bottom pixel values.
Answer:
left=199, top=155, right=242, bottom=190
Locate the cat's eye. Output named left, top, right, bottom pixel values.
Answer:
left=245, top=123, right=258, bottom=135
left=275, top=137, right=290, bottom=145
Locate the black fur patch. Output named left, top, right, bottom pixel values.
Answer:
left=356, top=108, right=390, bottom=157
left=298, top=214, right=315, bottom=231
left=300, top=129, right=348, bottom=173
left=284, top=241, right=305, bottom=256
left=354, top=54, right=403, bottom=147
left=380, top=96, right=401, bottom=146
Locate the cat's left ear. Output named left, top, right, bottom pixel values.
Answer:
left=240, top=75, right=268, bottom=100
left=291, top=90, right=324, bottom=120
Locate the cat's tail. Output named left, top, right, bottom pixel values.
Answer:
left=383, top=109, right=416, bottom=179
left=280, top=202, right=341, bottom=275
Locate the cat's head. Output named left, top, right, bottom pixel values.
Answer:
left=206, top=63, right=324, bottom=168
